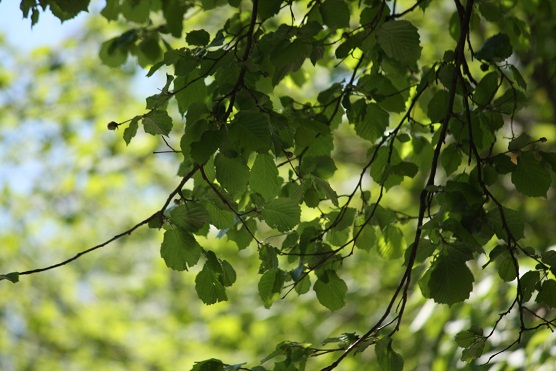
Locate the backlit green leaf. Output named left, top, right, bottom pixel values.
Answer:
left=473, top=72, right=499, bottom=106
left=195, top=263, right=228, bottom=305
left=354, top=103, right=389, bottom=142
left=521, top=270, right=540, bottom=302
left=508, top=132, right=532, bottom=151
left=258, top=0, right=282, bottom=20
left=376, top=20, right=421, bottom=65
left=427, top=90, right=450, bottom=123
left=229, top=111, right=272, bottom=152
left=160, top=228, right=202, bottom=271
left=250, top=153, right=281, bottom=200
left=215, top=154, right=250, bottom=198
left=320, top=0, right=350, bottom=29
left=441, top=143, right=462, bottom=176
left=123, top=116, right=140, bottom=145
left=204, top=201, right=235, bottom=229
left=170, top=204, right=210, bottom=233
left=313, top=270, right=347, bottom=311
left=496, top=254, right=518, bottom=282
left=536, top=279, right=556, bottom=308
left=511, top=152, right=551, bottom=197
left=261, top=198, right=301, bottom=231
left=375, top=337, right=404, bottom=371
left=377, top=225, right=406, bottom=259
left=427, top=248, right=475, bottom=305
left=258, top=268, right=286, bottom=308
left=143, top=110, right=173, bottom=136
left=486, top=207, right=525, bottom=241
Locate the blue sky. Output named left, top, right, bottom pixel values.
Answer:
left=0, top=1, right=84, bottom=50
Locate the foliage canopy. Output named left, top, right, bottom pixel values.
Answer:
left=2, top=0, right=556, bottom=370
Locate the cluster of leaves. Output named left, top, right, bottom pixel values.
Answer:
left=5, top=0, right=556, bottom=369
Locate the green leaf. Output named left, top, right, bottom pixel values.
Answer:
left=170, top=204, right=211, bottom=233
left=391, top=161, right=419, bottom=179
left=123, top=116, right=140, bottom=145
left=0, top=272, right=20, bottom=283
left=476, top=33, right=513, bottom=62
left=377, top=225, right=406, bottom=259
left=370, top=146, right=403, bottom=189
left=375, top=337, right=404, bottom=371
left=162, top=0, right=187, bottom=37
left=427, top=90, right=450, bottom=123
left=427, top=248, right=475, bottom=305
left=357, top=74, right=406, bottom=113
left=228, top=111, right=272, bottom=152
left=354, top=224, right=376, bottom=252
left=536, top=279, right=556, bottom=308
left=294, top=275, right=311, bottom=295
left=509, top=65, right=527, bottom=90
left=258, top=268, right=286, bottom=308
left=270, top=39, right=311, bottom=85
left=508, top=132, right=532, bottom=151
left=521, top=270, right=540, bottom=302
left=261, top=198, right=301, bottom=232
left=186, top=30, right=211, bottom=46
left=473, top=72, right=499, bottom=106
left=138, top=35, right=162, bottom=64
left=313, top=270, right=347, bottom=311
left=259, top=244, right=279, bottom=273
left=542, top=251, right=556, bottom=276
left=441, top=143, right=462, bottom=176
left=376, top=20, right=421, bottom=65
left=227, top=219, right=256, bottom=250
left=220, top=260, right=237, bottom=286
left=326, top=227, right=350, bottom=246
left=99, top=38, right=128, bottom=67
left=48, top=0, right=90, bottom=21
left=312, top=177, right=339, bottom=206
left=195, top=263, right=228, bottom=305
left=327, top=208, right=356, bottom=231
left=160, top=228, right=202, bottom=271
left=258, top=0, right=282, bottom=20
left=485, top=207, right=525, bottom=241
left=455, top=330, right=479, bottom=348
left=204, top=201, right=235, bottom=229
left=101, top=0, right=119, bottom=21
left=511, top=152, right=551, bottom=197
left=190, top=130, right=223, bottom=164
left=461, top=340, right=486, bottom=362
left=354, top=103, right=390, bottom=142
left=215, top=154, right=250, bottom=198
left=540, top=151, right=556, bottom=172
left=320, top=0, right=350, bottom=29
left=191, top=358, right=224, bottom=371
left=250, top=153, right=281, bottom=200
left=496, top=254, right=518, bottom=282
left=143, top=110, right=173, bottom=136
left=121, top=0, right=149, bottom=23
left=175, top=77, right=208, bottom=115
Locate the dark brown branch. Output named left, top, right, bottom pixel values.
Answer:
left=323, top=1, right=476, bottom=369
left=16, top=165, right=201, bottom=277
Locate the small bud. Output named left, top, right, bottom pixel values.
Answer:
left=107, top=121, right=118, bottom=130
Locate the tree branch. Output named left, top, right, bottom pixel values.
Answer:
left=14, top=165, right=200, bottom=277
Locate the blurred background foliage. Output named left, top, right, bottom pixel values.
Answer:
left=1, top=0, right=556, bottom=370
